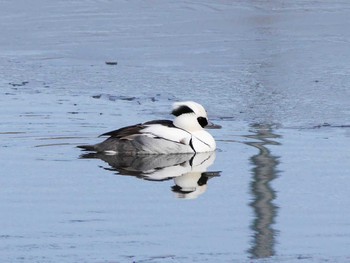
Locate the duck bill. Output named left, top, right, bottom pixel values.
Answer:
left=206, top=121, right=222, bottom=129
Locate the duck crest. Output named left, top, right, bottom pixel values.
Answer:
left=172, top=101, right=208, bottom=132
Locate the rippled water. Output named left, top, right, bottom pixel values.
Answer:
left=1, top=1, right=350, bottom=262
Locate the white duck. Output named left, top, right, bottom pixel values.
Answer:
left=78, top=101, right=216, bottom=154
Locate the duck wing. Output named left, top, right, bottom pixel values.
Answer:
left=99, top=120, right=174, bottom=138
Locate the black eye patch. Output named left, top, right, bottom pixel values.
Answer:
left=197, top=117, right=208, bottom=128
left=172, top=105, right=194, bottom=116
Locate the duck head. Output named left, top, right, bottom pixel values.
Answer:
left=172, top=101, right=209, bottom=132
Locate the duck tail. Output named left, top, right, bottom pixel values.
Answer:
left=76, top=144, right=97, bottom=151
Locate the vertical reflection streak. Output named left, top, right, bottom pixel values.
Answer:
left=246, top=124, right=281, bottom=259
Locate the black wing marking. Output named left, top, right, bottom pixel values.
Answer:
left=143, top=119, right=175, bottom=127
left=99, top=119, right=174, bottom=138
left=99, top=123, right=143, bottom=138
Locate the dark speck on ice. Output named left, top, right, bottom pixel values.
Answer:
left=105, top=61, right=118, bottom=65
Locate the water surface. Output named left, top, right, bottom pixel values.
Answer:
left=1, top=1, right=350, bottom=262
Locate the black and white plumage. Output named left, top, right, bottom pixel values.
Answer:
left=77, top=101, right=216, bottom=154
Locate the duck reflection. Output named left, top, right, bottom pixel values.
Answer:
left=245, top=124, right=281, bottom=259
left=80, top=152, right=220, bottom=199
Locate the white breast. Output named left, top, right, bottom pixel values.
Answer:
left=191, top=130, right=216, bottom=153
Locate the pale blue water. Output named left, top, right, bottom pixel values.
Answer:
left=1, top=1, right=350, bottom=262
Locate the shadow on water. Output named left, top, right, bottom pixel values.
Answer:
left=80, top=152, right=220, bottom=199
left=245, top=124, right=281, bottom=259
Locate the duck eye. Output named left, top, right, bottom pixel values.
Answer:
left=197, top=117, right=208, bottom=128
